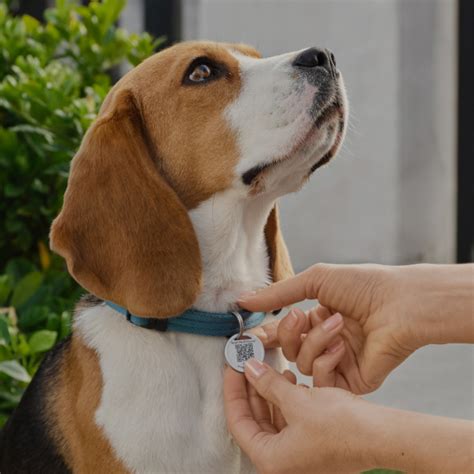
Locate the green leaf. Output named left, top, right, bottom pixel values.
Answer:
left=0, top=360, right=31, bottom=383
left=28, top=330, right=57, bottom=353
left=0, top=390, right=23, bottom=408
left=9, top=124, right=54, bottom=144
left=10, top=272, right=43, bottom=308
left=19, top=305, right=49, bottom=329
left=46, top=312, right=59, bottom=331
left=60, top=311, right=71, bottom=339
left=4, top=183, right=23, bottom=197
left=5, top=259, right=36, bottom=283
left=22, top=15, right=40, bottom=34
left=0, top=275, right=12, bottom=305
left=0, top=318, right=10, bottom=344
left=17, top=333, right=30, bottom=357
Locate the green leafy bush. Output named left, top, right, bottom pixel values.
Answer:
left=0, top=258, right=82, bottom=426
left=0, top=0, right=161, bottom=425
left=0, top=0, right=160, bottom=265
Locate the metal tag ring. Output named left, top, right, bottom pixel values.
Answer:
left=231, top=311, right=245, bottom=339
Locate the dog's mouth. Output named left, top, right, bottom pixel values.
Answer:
left=241, top=99, right=345, bottom=186
left=309, top=102, right=346, bottom=174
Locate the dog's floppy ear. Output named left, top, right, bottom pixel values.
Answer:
left=50, top=89, right=201, bottom=317
left=264, top=205, right=294, bottom=282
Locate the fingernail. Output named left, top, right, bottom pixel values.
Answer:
left=327, top=339, right=344, bottom=353
left=283, top=310, right=299, bottom=329
left=245, top=358, right=267, bottom=378
left=238, top=291, right=256, bottom=301
left=322, top=313, right=343, bottom=331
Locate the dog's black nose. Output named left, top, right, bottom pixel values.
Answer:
left=293, top=47, right=336, bottom=75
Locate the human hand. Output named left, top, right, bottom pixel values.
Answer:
left=251, top=302, right=407, bottom=394
left=244, top=263, right=474, bottom=393
left=223, top=360, right=379, bottom=474
left=224, top=359, right=474, bottom=474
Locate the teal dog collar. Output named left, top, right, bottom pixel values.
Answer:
left=105, top=301, right=266, bottom=337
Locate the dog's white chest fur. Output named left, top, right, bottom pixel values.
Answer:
left=74, top=189, right=284, bottom=473
left=77, top=306, right=281, bottom=473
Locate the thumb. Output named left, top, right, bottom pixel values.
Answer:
left=244, top=359, right=298, bottom=411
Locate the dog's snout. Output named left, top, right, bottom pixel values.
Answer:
left=293, top=47, right=337, bottom=76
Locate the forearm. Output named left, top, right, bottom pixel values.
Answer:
left=397, top=264, right=474, bottom=347
left=361, top=404, right=474, bottom=473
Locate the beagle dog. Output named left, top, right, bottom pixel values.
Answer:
left=1, top=41, right=347, bottom=473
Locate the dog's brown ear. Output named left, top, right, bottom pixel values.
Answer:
left=264, top=205, right=294, bottom=282
left=50, top=89, right=201, bottom=317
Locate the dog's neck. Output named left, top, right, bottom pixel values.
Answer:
left=189, top=189, right=274, bottom=313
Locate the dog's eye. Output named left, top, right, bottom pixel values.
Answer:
left=189, top=64, right=212, bottom=83
left=183, top=57, right=225, bottom=85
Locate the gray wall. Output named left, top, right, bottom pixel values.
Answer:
left=182, top=0, right=458, bottom=270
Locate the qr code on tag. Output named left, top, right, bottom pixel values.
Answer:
left=235, top=341, right=255, bottom=362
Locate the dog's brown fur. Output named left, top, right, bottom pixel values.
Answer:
left=50, top=336, right=128, bottom=473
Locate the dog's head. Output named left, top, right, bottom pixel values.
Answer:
left=50, top=41, right=347, bottom=317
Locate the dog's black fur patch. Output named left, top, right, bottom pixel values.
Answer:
left=309, top=151, right=332, bottom=175
left=242, top=162, right=272, bottom=185
left=76, top=293, right=103, bottom=310
left=0, top=338, right=72, bottom=474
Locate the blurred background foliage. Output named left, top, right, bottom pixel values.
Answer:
left=0, top=0, right=160, bottom=426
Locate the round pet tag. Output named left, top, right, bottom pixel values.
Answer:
left=225, top=333, right=265, bottom=373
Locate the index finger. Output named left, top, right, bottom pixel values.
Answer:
left=238, top=267, right=319, bottom=312
left=223, top=366, right=273, bottom=456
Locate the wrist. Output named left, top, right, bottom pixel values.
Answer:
left=355, top=402, right=433, bottom=472
left=339, top=399, right=388, bottom=472
left=394, top=264, right=474, bottom=348
left=358, top=403, right=474, bottom=473
left=358, top=403, right=409, bottom=471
